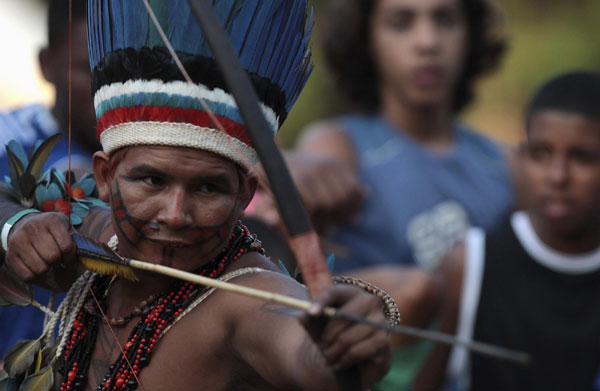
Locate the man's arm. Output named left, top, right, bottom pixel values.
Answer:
left=0, top=183, right=28, bottom=238
left=412, top=243, right=465, bottom=391
left=228, top=255, right=391, bottom=390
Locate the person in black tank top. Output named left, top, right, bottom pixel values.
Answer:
left=414, top=71, right=600, bottom=391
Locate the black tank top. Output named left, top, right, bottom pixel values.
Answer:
left=471, top=216, right=600, bottom=391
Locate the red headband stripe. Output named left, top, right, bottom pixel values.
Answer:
left=96, top=105, right=254, bottom=148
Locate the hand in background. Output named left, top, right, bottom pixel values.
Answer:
left=251, top=151, right=367, bottom=232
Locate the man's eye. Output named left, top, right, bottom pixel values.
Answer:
left=385, top=15, right=412, bottom=32
left=198, top=184, right=218, bottom=194
left=572, top=150, right=600, bottom=164
left=528, top=147, right=550, bottom=161
left=142, top=176, right=162, bottom=186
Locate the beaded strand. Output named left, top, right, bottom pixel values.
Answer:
left=59, top=222, right=261, bottom=391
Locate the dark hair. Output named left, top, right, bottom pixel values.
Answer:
left=321, top=0, right=507, bottom=113
left=47, top=0, right=87, bottom=49
left=527, top=71, right=600, bottom=126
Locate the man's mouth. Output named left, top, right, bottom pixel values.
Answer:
left=411, top=66, right=445, bottom=88
left=146, top=238, right=194, bottom=248
left=541, top=197, right=573, bottom=220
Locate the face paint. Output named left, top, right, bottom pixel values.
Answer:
left=106, top=146, right=248, bottom=271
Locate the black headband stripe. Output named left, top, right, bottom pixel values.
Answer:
left=91, top=47, right=289, bottom=124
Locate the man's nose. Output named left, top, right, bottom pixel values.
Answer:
left=414, top=18, right=441, bottom=53
left=547, top=158, right=570, bottom=187
left=157, top=188, right=192, bottom=228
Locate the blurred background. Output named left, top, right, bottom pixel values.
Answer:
left=1, top=0, right=599, bottom=146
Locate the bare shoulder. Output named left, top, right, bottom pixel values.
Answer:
left=296, top=120, right=356, bottom=168
left=225, top=252, right=309, bottom=300
left=173, top=252, right=307, bottom=329
left=152, top=253, right=307, bottom=355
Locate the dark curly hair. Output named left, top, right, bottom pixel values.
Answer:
left=321, top=0, right=507, bottom=113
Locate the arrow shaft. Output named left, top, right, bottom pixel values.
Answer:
left=126, top=258, right=530, bottom=365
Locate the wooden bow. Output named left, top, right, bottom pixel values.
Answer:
left=183, top=1, right=362, bottom=388
left=143, top=0, right=358, bottom=388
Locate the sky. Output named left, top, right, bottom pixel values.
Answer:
left=0, top=0, right=52, bottom=109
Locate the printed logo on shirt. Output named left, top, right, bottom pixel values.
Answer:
left=407, top=200, right=469, bottom=269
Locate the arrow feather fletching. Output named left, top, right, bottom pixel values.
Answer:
left=72, top=233, right=138, bottom=281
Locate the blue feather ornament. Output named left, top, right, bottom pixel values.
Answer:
left=88, top=0, right=313, bottom=125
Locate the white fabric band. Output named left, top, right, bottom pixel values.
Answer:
left=511, top=211, right=600, bottom=274
left=94, top=79, right=279, bottom=134
left=447, top=227, right=486, bottom=389
left=2, top=209, right=40, bottom=251
left=100, top=121, right=258, bottom=169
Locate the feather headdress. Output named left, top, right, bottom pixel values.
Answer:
left=87, top=0, right=313, bottom=168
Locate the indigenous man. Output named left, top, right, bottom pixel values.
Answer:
left=1, top=0, right=391, bottom=389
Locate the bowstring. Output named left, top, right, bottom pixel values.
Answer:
left=66, top=2, right=141, bottom=387
left=86, top=278, right=146, bottom=391
left=67, top=0, right=72, bottom=228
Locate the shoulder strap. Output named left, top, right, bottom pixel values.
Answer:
left=447, top=228, right=486, bottom=387
left=159, top=267, right=268, bottom=337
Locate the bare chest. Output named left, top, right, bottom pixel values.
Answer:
left=81, top=305, right=250, bottom=390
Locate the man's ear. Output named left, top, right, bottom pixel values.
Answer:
left=237, top=173, right=258, bottom=219
left=93, top=151, right=112, bottom=202
left=38, top=47, right=55, bottom=84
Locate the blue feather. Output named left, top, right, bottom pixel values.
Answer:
left=72, top=233, right=121, bottom=263
left=325, top=253, right=336, bottom=272
left=122, top=2, right=148, bottom=49
left=7, top=140, right=28, bottom=168
left=278, top=260, right=292, bottom=277
left=88, top=0, right=313, bottom=125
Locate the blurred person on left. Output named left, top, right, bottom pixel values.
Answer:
left=0, top=0, right=98, bottom=360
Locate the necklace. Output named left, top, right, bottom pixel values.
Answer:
left=82, top=276, right=157, bottom=327
left=59, top=221, right=263, bottom=391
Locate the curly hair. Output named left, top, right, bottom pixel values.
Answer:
left=321, top=0, right=507, bottom=113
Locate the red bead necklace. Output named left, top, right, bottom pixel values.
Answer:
left=59, top=222, right=261, bottom=391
